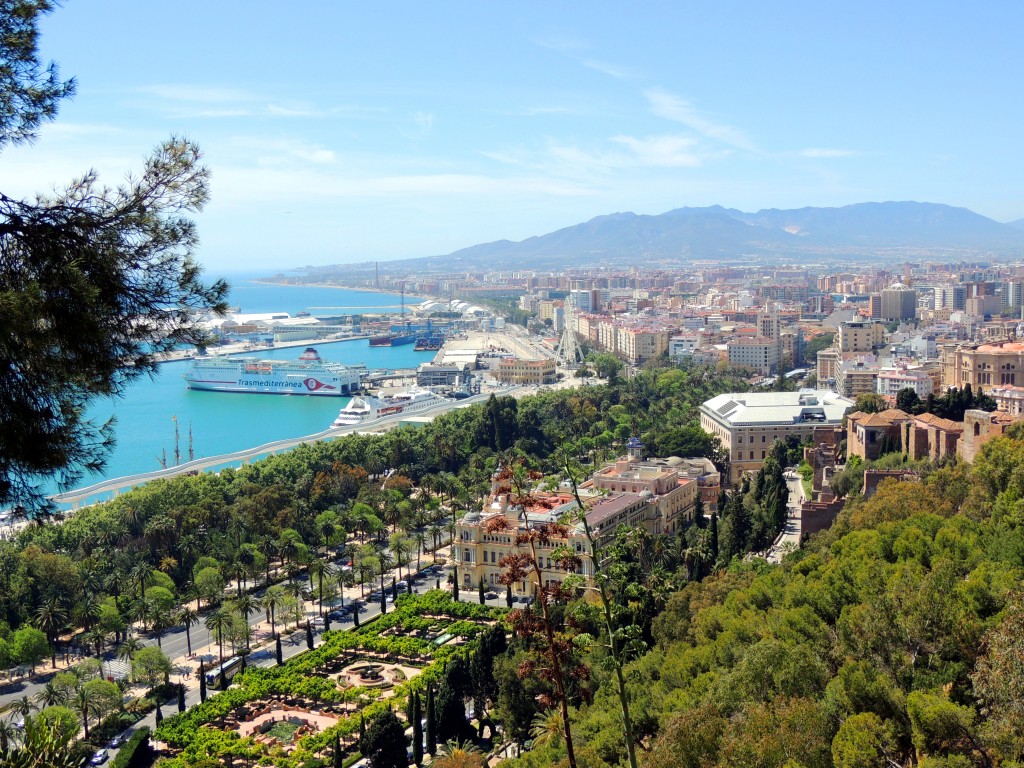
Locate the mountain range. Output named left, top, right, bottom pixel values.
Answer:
left=303, top=202, right=1024, bottom=276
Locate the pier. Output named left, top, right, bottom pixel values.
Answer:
left=48, top=391, right=496, bottom=509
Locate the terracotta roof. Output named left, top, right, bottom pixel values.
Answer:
left=913, top=413, right=964, bottom=432
left=848, top=408, right=911, bottom=427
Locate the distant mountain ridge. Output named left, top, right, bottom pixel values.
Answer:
left=305, top=202, right=1024, bottom=275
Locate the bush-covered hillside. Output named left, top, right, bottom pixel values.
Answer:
left=511, top=426, right=1024, bottom=768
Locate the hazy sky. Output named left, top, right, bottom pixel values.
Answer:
left=6, top=1, right=1023, bottom=271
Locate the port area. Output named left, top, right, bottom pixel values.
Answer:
left=159, top=333, right=371, bottom=362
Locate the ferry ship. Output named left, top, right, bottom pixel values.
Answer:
left=332, top=388, right=450, bottom=427
left=183, top=348, right=362, bottom=396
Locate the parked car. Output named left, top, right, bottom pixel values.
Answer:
left=484, top=591, right=499, bottom=600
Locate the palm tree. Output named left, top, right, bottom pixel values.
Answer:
left=129, top=561, right=156, bottom=604
left=116, top=637, right=142, bottom=664
left=337, top=568, right=355, bottom=609
left=73, top=684, right=100, bottom=738
left=230, top=593, right=261, bottom=651
left=35, top=596, right=68, bottom=670
left=82, top=627, right=107, bottom=659
left=72, top=594, right=101, bottom=634
left=530, top=710, right=563, bottom=748
left=390, top=534, right=410, bottom=582
left=307, top=559, right=335, bottom=617
left=413, top=530, right=428, bottom=572
left=428, top=525, right=443, bottom=558
left=34, top=680, right=67, bottom=709
left=204, top=607, right=232, bottom=667
left=264, top=586, right=285, bottom=636
left=376, top=550, right=394, bottom=593
left=8, top=696, right=36, bottom=720
left=151, top=606, right=173, bottom=648
left=176, top=606, right=200, bottom=657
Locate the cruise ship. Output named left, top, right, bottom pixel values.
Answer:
left=183, top=348, right=362, bottom=396
left=332, top=388, right=450, bottom=427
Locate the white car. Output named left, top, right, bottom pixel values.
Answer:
left=91, top=749, right=109, bottom=765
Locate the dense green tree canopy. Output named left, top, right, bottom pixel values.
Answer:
left=0, top=1, right=227, bottom=510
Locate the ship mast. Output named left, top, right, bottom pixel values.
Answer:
left=173, top=415, right=180, bottom=466
left=188, top=421, right=194, bottom=462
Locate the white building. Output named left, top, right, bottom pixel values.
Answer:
left=876, top=367, right=934, bottom=399
left=669, top=334, right=700, bottom=360
left=699, top=389, right=854, bottom=484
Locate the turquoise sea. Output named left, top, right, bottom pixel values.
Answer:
left=57, top=275, right=435, bottom=498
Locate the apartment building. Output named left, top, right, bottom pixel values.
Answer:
left=837, top=321, right=886, bottom=354
left=876, top=367, right=934, bottom=399
left=727, top=335, right=780, bottom=374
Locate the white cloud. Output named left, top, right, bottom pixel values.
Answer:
left=137, top=84, right=255, bottom=103
left=582, top=58, right=632, bottom=80
left=644, top=87, right=756, bottom=152
left=611, top=134, right=702, bottom=167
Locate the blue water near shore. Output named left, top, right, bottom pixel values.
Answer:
left=59, top=277, right=435, bottom=496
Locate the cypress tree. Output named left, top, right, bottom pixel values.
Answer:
left=478, top=576, right=486, bottom=605
left=709, top=508, right=719, bottom=562
left=359, top=713, right=366, bottom=751
left=453, top=566, right=459, bottom=601
left=177, top=684, right=186, bottom=712
left=506, top=583, right=513, bottom=608
left=155, top=703, right=163, bottom=726
left=218, top=669, right=226, bottom=690
left=425, top=684, right=437, bottom=755
left=275, top=634, right=283, bottom=665
left=381, top=591, right=387, bottom=615
left=391, top=577, right=397, bottom=601
left=306, top=621, right=314, bottom=650
left=198, top=661, right=207, bottom=702
left=333, top=733, right=343, bottom=768
left=692, top=495, right=706, bottom=528
left=353, top=607, right=360, bottom=628
left=412, top=691, right=423, bottom=765
left=324, top=614, right=331, bottom=632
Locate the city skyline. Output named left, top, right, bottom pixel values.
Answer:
left=6, top=1, right=1024, bottom=271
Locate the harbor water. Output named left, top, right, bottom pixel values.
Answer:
left=53, top=277, right=435, bottom=500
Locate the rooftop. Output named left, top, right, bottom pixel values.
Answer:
left=701, top=389, right=853, bottom=427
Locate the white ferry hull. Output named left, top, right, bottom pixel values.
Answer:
left=185, top=379, right=348, bottom=396
left=183, top=347, right=362, bottom=397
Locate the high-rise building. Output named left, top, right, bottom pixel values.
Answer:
left=934, top=285, right=966, bottom=311
left=880, top=283, right=917, bottom=321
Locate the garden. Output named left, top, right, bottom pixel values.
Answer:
left=154, top=591, right=504, bottom=767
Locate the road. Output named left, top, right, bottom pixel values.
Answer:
left=766, top=470, right=807, bottom=564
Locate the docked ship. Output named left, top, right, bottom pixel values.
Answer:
left=369, top=333, right=418, bottom=347
left=414, top=332, right=445, bottom=351
left=332, top=388, right=450, bottom=427
left=183, top=348, right=362, bottom=396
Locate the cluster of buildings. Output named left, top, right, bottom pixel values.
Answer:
left=452, top=440, right=719, bottom=595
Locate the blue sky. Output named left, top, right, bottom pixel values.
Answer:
left=6, top=1, right=1023, bottom=271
